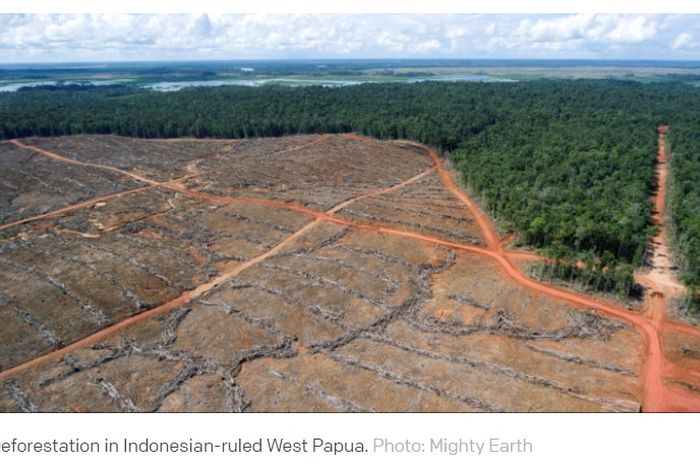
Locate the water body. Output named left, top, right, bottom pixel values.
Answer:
left=0, top=81, right=58, bottom=92
left=0, top=74, right=513, bottom=93
left=143, top=78, right=363, bottom=91
left=0, top=79, right=127, bottom=92
left=142, top=74, right=511, bottom=92
left=407, top=74, right=516, bottom=83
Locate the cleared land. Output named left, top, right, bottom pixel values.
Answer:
left=0, top=133, right=699, bottom=412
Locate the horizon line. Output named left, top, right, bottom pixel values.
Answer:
left=2, top=58, right=700, bottom=66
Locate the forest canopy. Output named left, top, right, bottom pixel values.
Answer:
left=1, top=80, right=699, bottom=305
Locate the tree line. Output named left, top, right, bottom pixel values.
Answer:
left=1, top=80, right=699, bottom=305
left=667, top=122, right=700, bottom=314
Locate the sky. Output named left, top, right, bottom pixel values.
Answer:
left=1, top=14, right=699, bottom=63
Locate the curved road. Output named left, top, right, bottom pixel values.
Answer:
left=2, top=132, right=700, bottom=411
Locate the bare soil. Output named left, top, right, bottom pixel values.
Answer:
left=0, top=132, right=698, bottom=412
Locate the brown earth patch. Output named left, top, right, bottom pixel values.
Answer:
left=1, top=133, right=699, bottom=411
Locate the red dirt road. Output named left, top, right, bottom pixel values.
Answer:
left=347, top=133, right=700, bottom=411
left=0, top=157, right=437, bottom=380
left=2, top=131, right=700, bottom=411
left=633, top=127, right=700, bottom=411
left=0, top=219, right=322, bottom=380
left=0, top=185, right=155, bottom=232
left=2, top=135, right=330, bottom=232
left=10, top=139, right=157, bottom=185
left=416, top=132, right=700, bottom=411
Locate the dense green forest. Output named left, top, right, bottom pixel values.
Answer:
left=667, top=123, right=700, bottom=313
left=452, top=109, right=657, bottom=300
left=1, top=80, right=700, bottom=305
left=0, top=83, right=499, bottom=148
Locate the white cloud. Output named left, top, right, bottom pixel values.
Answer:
left=604, top=16, right=657, bottom=43
left=376, top=31, right=409, bottom=52
left=445, top=26, right=468, bottom=39
left=191, top=14, right=212, bottom=37
left=0, top=14, right=697, bottom=61
left=513, top=14, right=659, bottom=47
left=520, top=14, right=594, bottom=42
left=672, top=32, right=694, bottom=49
left=414, top=39, right=441, bottom=53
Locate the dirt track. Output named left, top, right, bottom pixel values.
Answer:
left=1, top=132, right=699, bottom=411
left=0, top=156, right=437, bottom=380
left=633, top=126, right=700, bottom=411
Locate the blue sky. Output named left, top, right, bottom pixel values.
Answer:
left=1, top=14, right=699, bottom=62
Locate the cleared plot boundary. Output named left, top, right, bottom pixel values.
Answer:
left=1, top=132, right=699, bottom=412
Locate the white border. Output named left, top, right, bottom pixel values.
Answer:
left=1, top=0, right=700, bottom=14
left=1, top=413, right=698, bottom=465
